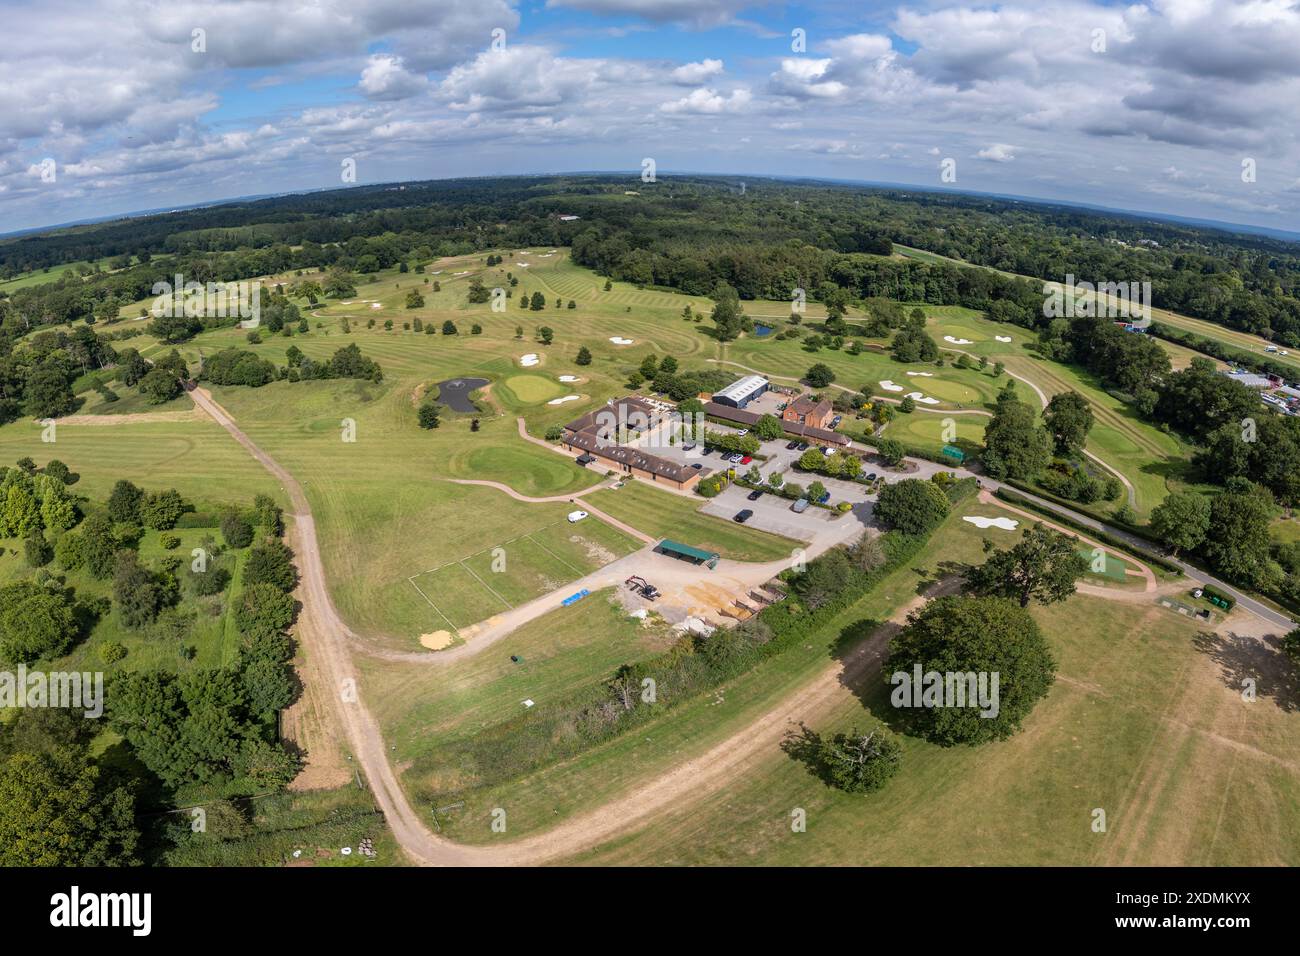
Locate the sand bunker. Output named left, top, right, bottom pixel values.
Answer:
left=520, top=353, right=540, bottom=367
left=548, top=394, right=581, bottom=405
left=944, top=335, right=974, bottom=345
left=963, top=516, right=1019, bottom=531
left=995, top=335, right=1013, bottom=343
left=419, top=630, right=454, bottom=650
left=906, top=391, right=942, bottom=405
left=879, top=380, right=905, bottom=392
left=905, top=371, right=934, bottom=377
left=517, top=263, right=530, bottom=267
left=370, top=303, right=382, bottom=309
left=558, top=375, right=579, bottom=382
left=609, top=336, right=634, bottom=345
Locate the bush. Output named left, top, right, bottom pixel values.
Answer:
left=99, top=641, right=127, bottom=664
left=875, top=478, right=951, bottom=535
left=160, top=533, right=180, bottom=550
left=220, top=512, right=254, bottom=549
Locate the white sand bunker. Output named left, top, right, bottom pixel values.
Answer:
left=995, top=335, right=1013, bottom=343
left=905, top=371, right=934, bottom=377
left=944, top=335, right=974, bottom=345
left=370, top=303, right=382, bottom=309
left=520, top=353, right=540, bottom=366
left=906, top=392, right=942, bottom=405
left=964, top=516, right=1019, bottom=531
left=548, top=394, right=581, bottom=405
left=558, top=375, right=579, bottom=382
left=517, top=262, right=529, bottom=267
left=879, top=380, right=905, bottom=392
left=609, top=336, right=634, bottom=345
left=453, top=270, right=470, bottom=276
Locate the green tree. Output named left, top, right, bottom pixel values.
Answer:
left=805, top=363, right=836, bottom=388
left=139, top=489, right=187, bottom=530
left=235, top=583, right=297, bottom=641
left=754, top=414, right=784, bottom=440
left=875, top=478, right=950, bottom=535
left=23, top=367, right=76, bottom=419
left=220, top=512, right=254, bottom=549
left=418, top=404, right=441, bottom=429
left=1043, top=390, right=1095, bottom=456
left=982, top=398, right=1051, bottom=479
left=575, top=346, right=593, bottom=366
left=876, top=437, right=906, bottom=465
left=138, top=367, right=182, bottom=404
left=1203, top=488, right=1274, bottom=587
left=113, top=551, right=165, bottom=629
left=243, top=539, right=298, bottom=592
left=0, top=581, right=78, bottom=664
left=107, top=480, right=144, bottom=523
left=885, top=595, right=1056, bottom=745
left=964, top=523, right=1088, bottom=607
left=0, top=748, right=138, bottom=866
left=820, top=728, right=902, bottom=793
left=1149, top=492, right=1212, bottom=557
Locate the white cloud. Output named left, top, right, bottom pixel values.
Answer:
left=660, top=87, right=752, bottom=114
left=977, top=143, right=1017, bottom=162
left=359, top=55, right=429, bottom=101
left=671, top=59, right=724, bottom=84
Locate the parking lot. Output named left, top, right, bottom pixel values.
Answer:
left=633, top=421, right=957, bottom=541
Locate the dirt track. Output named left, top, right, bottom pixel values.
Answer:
left=183, top=384, right=1256, bottom=866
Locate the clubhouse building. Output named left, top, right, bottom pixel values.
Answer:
left=562, top=396, right=706, bottom=491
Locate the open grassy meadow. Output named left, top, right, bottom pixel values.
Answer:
left=565, top=592, right=1300, bottom=866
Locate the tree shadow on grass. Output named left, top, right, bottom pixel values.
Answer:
left=1192, top=629, right=1300, bottom=714
left=780, top=721, right=835, bottom=787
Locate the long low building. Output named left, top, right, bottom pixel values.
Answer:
left=702, top=401, right=850, bottom=447
left=563, top=397, right=706, bottom=490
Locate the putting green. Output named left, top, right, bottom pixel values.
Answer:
left=907, top=376, right=982, bottom=404
left=500, top=374, right=566, bottom=404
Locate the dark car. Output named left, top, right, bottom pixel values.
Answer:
left=785, top=440, right=800, bottom=450
left=733, top=509, right=754, bottom=523
left=797, top=442, right=810, bottom=451
left=746, top=489, right=763, bottom=501
left=865, top=472, right=878, bottom=482
left=690, top=463, right=703, bottom=469
left=818, top=491, right=831, bottom=504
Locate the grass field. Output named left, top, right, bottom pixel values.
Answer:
left=564, top=592, right=1300, bottom=866
left=0, top=246, right=1219, bottom=643
left=586, top=480, right=797, bottom=562
left=407, top=517, right=640, bottom=632
left=404, top=504, right=1000, bottom=843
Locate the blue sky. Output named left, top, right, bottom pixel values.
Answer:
left=2, top=0, right=1299, bottom=236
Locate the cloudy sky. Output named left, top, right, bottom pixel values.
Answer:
left=3, top=0, right=1299, bottom=236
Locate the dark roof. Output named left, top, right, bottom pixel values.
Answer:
left=564, top=396, right=660, bottom=438
left=563, top=429, right=702, bottom=483
left=657, top=539, right=720, bottom=562
left=703, top=402, right=849, bottom=446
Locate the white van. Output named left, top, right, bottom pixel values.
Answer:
left=567, top=510, right=589, bottom=523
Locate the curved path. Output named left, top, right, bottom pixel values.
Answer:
left=707, top=356, right=1138, bottom=507
left=185, top=384, right=1286, bottom=866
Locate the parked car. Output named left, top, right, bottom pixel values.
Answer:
left=682, top=442, right=696, bottom=451
left=785, top=440, right=800, bottom=450
left=822, top=446, right=836, bottom=456
left=797, top=442, right=810, bottom=451
left=791, top=498, right=810, bottom=513
left=690, top=463, right=703, bottom=470
left=831, top=416, right=842, bottom=427
left=817, top=491, right=831, bottom=504
left=736, top=429, right=749, bottom=437
left=567, top=510, right=589, bottom=523
left=728, top=453, right=744, bottom=464
left=733, top=509, right=754, bottom=523
left=747, top=489, right=764, bottom=501
left=740, top=455, right=753, bottom=465
left=866, top=472, right=878, bottom=482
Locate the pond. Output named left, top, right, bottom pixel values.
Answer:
left=434, top=377, right=489, bottom=413
left=753, top=324, right=774, bottom=337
